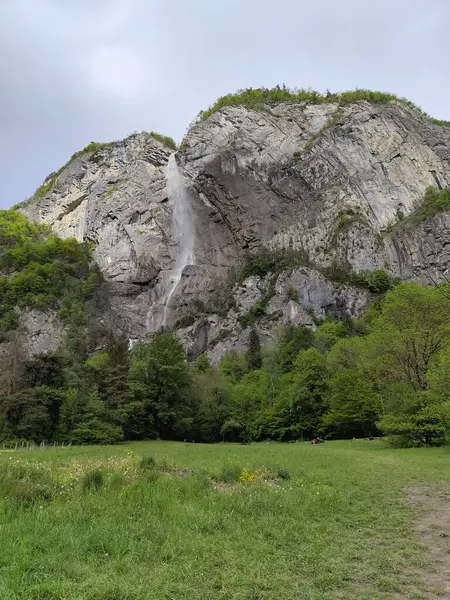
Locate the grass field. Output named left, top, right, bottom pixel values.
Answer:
left=0, top=440, right=448, bottom=600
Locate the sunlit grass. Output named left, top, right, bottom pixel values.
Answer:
left=0, top=440, right=448, bottom=599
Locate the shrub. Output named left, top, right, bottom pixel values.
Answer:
left=150, top=131, right=177, bottom=150
left=175, top=312, right=198, bottom=329
left=9, top=481, right=53, bottom=507
left=385, top=435, right=415, bottom=449
left=386, top=187, right=450, bottom=234
left=378, top=405, right=449, bottom=447
left=322, top=260, right=352, bottom=284
left=241, top=248, right=309, bottom=280
left=13, top=141, right=115, bottom=208
left=139, top=455, right=156, bottom=471
left=286, top=286, right=299, bottom=302
left=354, top=269, right=394, bottom=294
left=321, top=261, right=397, bottom=294
left=108, top=471, right=126, bottom=490
left=198, top=86, right=433, bottom=122
left=81, top=469, right=104, bottom=492
left=217, top=464, right=242, bottom=483
left=71, top=420, right=124, bottom=445
left=416, top=186, right=450, bottom=221
left=276, top=468, right=291, bottom=481
left=0, top=212, right=100, bottom=340
left=238, top=301, right=267, bottom=328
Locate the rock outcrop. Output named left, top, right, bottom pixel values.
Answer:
left=19, top=99, right=450, bottom=359
left=182, top=101, right=450, bottom=272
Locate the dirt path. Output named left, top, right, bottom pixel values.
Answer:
left=407, top=486, right=450, bottom=598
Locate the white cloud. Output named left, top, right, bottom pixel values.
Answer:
left=89, top=45, right=146, bottom=101
left=1, top=0, right=449, bottom=207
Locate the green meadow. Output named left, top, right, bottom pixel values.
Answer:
left=0, top=440, right=448, bottom=600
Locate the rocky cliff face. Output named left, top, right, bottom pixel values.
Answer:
left=20, top=100, right=450, bottom=359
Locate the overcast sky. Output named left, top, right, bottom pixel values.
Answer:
left=1, top=0, right=449, bottom=208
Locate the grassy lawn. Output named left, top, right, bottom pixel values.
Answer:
left=0, top=440, right=448, bottom=600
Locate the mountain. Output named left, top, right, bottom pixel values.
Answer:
left=16, top=89, right=450, bottom=360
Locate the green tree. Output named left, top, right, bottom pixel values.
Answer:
left=314, top=318, right=347, bottom=353
left=326, top=336, right=366, bottom=374
left=220, top=351, right=248, bottom=384
left=427, top=346, right=450, bottom=397
left=192, top=363, right=230, bottom=442
left=24, top=353, right=65, bottom=388
left=364, top=283, right=450, bottom=391
left=0, top=386, right=65, bottom=442
left=324, top=370, right=382, bottom=438
left=277, top=324, right=314, bottom=373
left=247, top=327, right=262, bottom=371
left=130, top=332, right=194, bottom=439
left=101, top=335, right=134, bottom=426
left=279, top=348, right=328, bottom=440
left=220, top=419, right=243, bottom=442
left=378, top=397, right=450, bottom=447
left=230, top=370, right=269, bottom=440
left=194, top=353, right=211, bottom=373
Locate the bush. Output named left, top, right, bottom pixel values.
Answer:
left=277, top=468, right=291, bottom=480
left=71, top=420, right=124, bottom=445
left=108, top=471, right=126, bottom=490
left=9, top=481, right=53, bottom=506
left=217, top=464, right=242, bottom=483
left=198, top=86, right=432, bottom=122
left=386, top=187, right=450, bottom=233
left=0, top=211, right=100, bottom=339
left=385, top=435, right=415, bottom=449
left=354, top=269, right=394, bottom=294
left=321, top=260, right=351, bottom=284
left=321, top=261, right=397, bottom=294
left=13, top=141, right=115, bottom=208
left=150, top=131, right=177, bottom=150
left=379, top=405, right=449, bottom=447
left=174, top=307, right=203, bottom=329
left=241, top=248, right=309, bottom=280
left=416, top=187, right=450, bottom=221
left=238, top=301, right=266, bottom=328
left=0, top=463, right=57, bottom=506
left=81, top=469, right=104, bottom=492
left=286, top=286, right=299, bottom=302
left=139, top=455, right=156, bottom=471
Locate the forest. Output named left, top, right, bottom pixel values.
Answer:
left=0, top=209, right=449, bottom=448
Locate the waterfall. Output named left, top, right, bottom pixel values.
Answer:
left=162, top=153, right=195, bottom=327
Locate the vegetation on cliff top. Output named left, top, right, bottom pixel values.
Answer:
left=198, top=85, right=450, bottom=126
left=12, top=141, right=116, bottom=210
left=14, top=130, right=177, bottom=210
left=150, top=131, right=177, bottom=150
left=386, top=186, right=450, bottom=234
left=13, top=86, right=449, bottom=210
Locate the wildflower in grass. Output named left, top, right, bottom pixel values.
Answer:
left=239, top=467, right=258, bottom=483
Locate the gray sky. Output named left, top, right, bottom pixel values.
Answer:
left=1, top=0, right=450, bottom=208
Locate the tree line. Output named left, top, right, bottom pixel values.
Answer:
left=1, top=281, right=449, bottom=448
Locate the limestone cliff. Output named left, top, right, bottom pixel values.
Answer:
left=20, top=99, right=450, bottom=359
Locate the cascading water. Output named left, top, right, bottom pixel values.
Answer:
left=161, top=153, right=195, bottom=327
